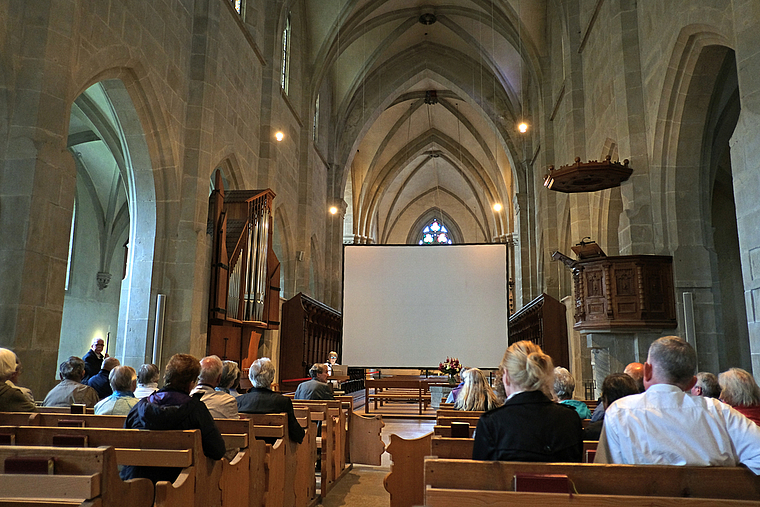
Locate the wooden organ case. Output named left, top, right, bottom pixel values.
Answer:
left=207, top=173, right=280, bottom=368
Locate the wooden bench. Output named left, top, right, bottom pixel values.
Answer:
left=215, top=417, right=268, bottom=507
left=240, top=412, right=298, bottom=507
left=424, top=458, right=760, bottom=504
left=0, top=444, right=153, bottom=507
left=0, top=426, right=224, bottom=507
left=365, top=378, right=435, bottom=415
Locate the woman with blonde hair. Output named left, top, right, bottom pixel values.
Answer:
left=454, top=368, right=500, bottom=411
left=719, top=368, right=760, bottom=425
left=472, top=340, right=583, bottom=461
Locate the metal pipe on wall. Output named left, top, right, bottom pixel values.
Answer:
left=683, top=291, right=697, bottom=354
left=153, top=293, right=166, bottom=367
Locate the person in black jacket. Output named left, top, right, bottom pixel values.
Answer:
left=472, top=340, right=583, bottom=462
left=122, top=353, right=226, bottom=483
left=82, top=337, right=107, bottom=382
left=87, top=357, right=120, bottom=399
left=237, top=357, right=305, bottom=444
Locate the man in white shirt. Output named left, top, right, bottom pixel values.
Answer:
left=596, top=336, right=760, bottom=474
left=190, top=355, right=238, bottom=419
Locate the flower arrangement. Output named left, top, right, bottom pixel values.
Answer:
left=439, top=357, right=462, bottom=383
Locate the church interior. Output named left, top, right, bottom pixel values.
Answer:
left=2, top=0, right=760, bottom=404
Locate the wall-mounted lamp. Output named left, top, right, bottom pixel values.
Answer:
left=275, top=131, right=285, bottom=142
left=493, top=203, right=502, bottom=212
left=518, top=122, right=528, bottom=134
left=329, top=206, right=338, bottom=215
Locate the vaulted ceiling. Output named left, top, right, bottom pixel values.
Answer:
left=302, top=0, right=547, bottom=244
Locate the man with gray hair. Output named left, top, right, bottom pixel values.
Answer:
left=596, top=336, right=760, bottom=473
left=94, top=365, right=139, bottom=415
left=191, top=355, right=238, bottom=419
left=295, top=363, right=335, bottom=401
left=43, top=356, right=100, bottom=408
left=691, top=371, right=721, bottom=398
left=236, top=357, right=304, bottom=444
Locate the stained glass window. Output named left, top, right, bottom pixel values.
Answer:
left=418, top=218, right=452, bottom=245
left=232, top=0, right=242, bottom=14
left=281, top=14, right=291, bottom=94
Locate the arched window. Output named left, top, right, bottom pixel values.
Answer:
left=281, top=13, right=291, bottom=94
left=231, top=0, right=242, bottom=15
left=417, top=218, right=453, bottom=245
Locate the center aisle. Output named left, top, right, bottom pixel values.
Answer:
left=319, top=418, right=435, bottom=506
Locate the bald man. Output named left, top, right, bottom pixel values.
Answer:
left=87, top=357, right=120, bottom=399
left=624, top=362, right=645, bottom=393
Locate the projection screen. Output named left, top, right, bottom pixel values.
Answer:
left=342, top=244, right=508, bottom=369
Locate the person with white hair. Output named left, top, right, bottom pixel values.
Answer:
left=0, top=348, right=36, bottom=412
left=134, top=363, right=160, bottom=399
left=95, top=365, right=139, bottom=415
left=83, top=337, right=108, bottom=382
left=554, top=366, right=591, bottom=419
left=191, top=355, right=238, bottom=419
left=236, top=357, right=305, bottom=444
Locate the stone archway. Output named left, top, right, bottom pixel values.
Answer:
left=60, top=79, right=158, bottom=370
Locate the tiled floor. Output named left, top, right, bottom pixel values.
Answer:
left=320, top=417, right=435, bottom=506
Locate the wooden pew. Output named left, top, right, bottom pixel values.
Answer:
left=292, top=407, right=318, bottom=507
left=215, top=418, right=267, bottom=507
left=0, top=444, right=153, bottom=507
left=384, top=432, right=433, bottom=507
left=1, top=426, right=221, bottom=507
left=424, top=458, right=760, bottom=502
left=240, top=413, right=294, bottom=507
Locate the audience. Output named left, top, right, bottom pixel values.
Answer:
left=134, top=363, right=160, bottom=399
left=190, top=355, right=239, bottom=419
left=123, top=353, right=226, bottom=483
left=43, top=356, right=99, bottom=408
left=216, top=360, right=241, bottom=397
left=596, top=336, right=760, bottom=473
left=295, top=363, right=335, bottom=401
left=5, top=350, right=34, bottom=403
left=83, top=337, right=107, bottom=382
left=237, top=357, right=305, bottom=444
left=0, top=348, right=36, bottom=412
left=583, top=373, right=639, bottom=440
left=454, top=367, right=500, bottom=411
left=95, top=365, right=138, bottom=415
left=719, top=368, right=760, bottom=426
left=692, top=371, right=721, bottom=398
left=87, top=356, right=120, bottom=399
left=590, top=362, right=644, bottom=422
left=554, top=366, right=591, bottom=419
left=472, top=340, right=583, bottom=462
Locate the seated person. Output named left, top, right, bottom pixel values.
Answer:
left=122, top=353, right=226, bottom=483
left=134, top=363, right=160, bottom=399
left=327, top=351, right=339, bottom=375
left=472, top=340, right=583, bottom=462
left=237, top=357, right=305, bottom=444
left=554, top=367, right=592, bottom=419
left=216, top=360, right=241, bottom=397
left=454, top=367, right=500, bottom=411
left=692, top=371, right=721, bottom=398
left=87, top=357, right=120, bottom=399
left=719, top=367, right=760, bottom=426
left=596, top=336, right=760, bottom=473
left=6, top=353, right=34, bottom=403
left=295, top=363, right=335, bottom=401
left=583, top=373, right=638, bottom=440
left=190, top=355, right=239, bottom=419
left=43, top=356, right=100, bottom=408
left=590, top=362, right=644, bottom=422
left=0, top=348, right=36, bottom=412
left=95, top=365, right=139, bottom=415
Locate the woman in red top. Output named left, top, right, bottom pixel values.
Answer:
left=719, top=367, right=760, bottom=425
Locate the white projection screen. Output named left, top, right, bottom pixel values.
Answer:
left=342, top=244, right=508, bottom=369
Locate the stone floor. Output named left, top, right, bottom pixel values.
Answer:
left=319, top=418, right=434, bottom=506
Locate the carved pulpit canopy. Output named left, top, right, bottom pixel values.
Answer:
left=544, top=156, right=632, bottom=193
